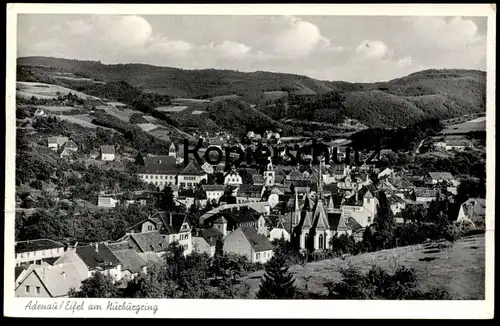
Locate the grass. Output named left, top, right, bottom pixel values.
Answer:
left=56, top=114, right=115, bottom=131
left=239, top=234, right=485, bottom=299
left=16, top=81, right=100, bottom=100
left=441, top=116, right=486, bottom=135
left=155, top=106, right=188, bottom=113
left=136, top=123, right=160, bottom=132
left=33, top=105, right=78, bottom=112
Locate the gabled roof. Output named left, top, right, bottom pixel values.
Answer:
left=238, top=227, right=274, bottom=252
left=179, top=161, right=206, bottom=176
left=415, top=187, right=437, bottom=198
left=311, top=198, right=330, bottom=230
left=158, top=212, right=191, bottom=235
left=17, top=263, right=85, bottom=297
left=112, top=249, right=148, bottom=274
left=252, top=175, right=265, bottom=184
left=16, top=239, right=65, bottom=254
left=138, top=155, right=180, bottom=174
left=237, top=184, right=263, bottom=198
left=137, top=252, right=163, bottom=267
left=75, top=243, right=121, bottom=270
left=129, top=231, right=170, bottom=253
left=100, top=145, right=115, bottom=155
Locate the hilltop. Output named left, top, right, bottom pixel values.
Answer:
left=17, top=57, right=486, bottom=130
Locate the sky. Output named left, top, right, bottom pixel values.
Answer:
left=17, top=14, right=488, bottom=82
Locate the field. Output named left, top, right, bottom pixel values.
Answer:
left=155, top=106, right=188, bottom=113
left=33, top=105, right=78, bottom=112
left=56, top=114, right=115, bottom=131
left=441, top=116, right=486, bottom=135
left=98, top=105, right=144, bottom=123
left=136, top=123, right=160, bottom=132
left=16, top=81, right=101, bottom=100
left=238, top=234, right=485, bottom=299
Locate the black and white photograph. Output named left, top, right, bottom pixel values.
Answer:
left=4, top=3, right=495, bottom=319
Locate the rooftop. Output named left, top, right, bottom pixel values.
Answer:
left=15, top=239, right=65, bottom=254
left=239, top=226, right=274, bottom=252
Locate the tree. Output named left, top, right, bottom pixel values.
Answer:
left=159, top=186, right=176, bottom=211
left=124, top=265, right=171, bottom=298
left=69, top=272, right=117, bottom=298
left=134, top=152, right=145, bottom=166
left=256, top=254, right=297, bottom=299
left=372, top=191, right=396, bottom=249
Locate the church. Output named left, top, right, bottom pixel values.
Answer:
left=289, top=160, right=364, bottom=252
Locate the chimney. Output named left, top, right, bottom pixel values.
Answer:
left=95, top=243, right=99, bottom=253
left=169, top=212, right=173, bottom=226
left=62, top=271, right=66, bottom=279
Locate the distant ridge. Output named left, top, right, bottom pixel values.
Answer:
left=17, top=56, right=486, bottom=129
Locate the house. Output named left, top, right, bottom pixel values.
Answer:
left=223, top=226, right=274, bottom=264
left=177, top=161, right=208, bottom=188
left=90, top=150, right=100, bottom=159
left=425, top=172, right=455, bottom=186
left=224, top=168, right=243, bottom=186
left=202, top=185, right=225, bottom=203
left=192, top=228, right=223, bottom=257
left=98, top=195, right=119, bottom=208
left=47, top=136, right=69, bottom=151
left=457, top=198, right=486, bottom=229
left=341, top=184, right=379, bottom=228
left=116, top=214, right=192, bottom=256
left=64, top=140, right=78, bottom=151
left=15, top=262, right=86, bottom=298
left=415, top=188, right=438, bottom=204
left=268, top=216, right=291, bottom=242
left=137, top=155, right=180, bottom=191
left=236, top=184, right=264, bottom=204
left=127, top=215, right=164, bottom=233
left=100, top=145, right=116, bottom=161
left=435, top=139, right=473, bottom=151
left=204, top=206, right=267, bottom=236
left=34, top=108, right=46, bottom=117
left=111, top=249, right=148, bottom=282
left=15, top=239, right=66, bottom=266
left=54, top=243, right=121, bottom=282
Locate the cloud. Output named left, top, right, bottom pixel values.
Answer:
left=355, top=40, right=391, bottom=60
left=268, top=16, right=342, bottom=58
left=412, top=16, right=484, bottom=50
left=17, top=15, right=487, bottom=82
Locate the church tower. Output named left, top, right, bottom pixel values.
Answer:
left=264, top=157, right=275, bottom=186
left=169, top=143, right=176, bottom=159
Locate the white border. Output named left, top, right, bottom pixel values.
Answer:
left=4, top=3, right=496, bottom=319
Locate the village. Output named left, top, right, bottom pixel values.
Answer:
left=14, top=114, right=486, bottom=298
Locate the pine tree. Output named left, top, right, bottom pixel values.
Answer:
left=372, top=191, right=396, bottom=249
left=256, top=254, right=297, bottom=299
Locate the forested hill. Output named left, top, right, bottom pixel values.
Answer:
left=17, top=56, right=486, bottom=128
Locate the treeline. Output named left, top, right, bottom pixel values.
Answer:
left=350, top=118, right=443, bottom=151
left=18, top=92, right=85, bottom=106
left=16, top=205, right=156, bottom=244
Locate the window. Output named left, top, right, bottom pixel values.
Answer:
left=36, top=287, right=41, bottom=295
left=367, top=198, right=370, bottom=203
left=256, top=253, right=260, bottom=260
left=20, top=253, right=24, bottom=258
left=319, top=234, right=324, bottom=249
left=148, top=226, right=153, bottom=231
left=25, top=286, right=30, bottom=294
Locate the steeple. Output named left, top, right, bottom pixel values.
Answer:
left=292, top=190, right=301, bottom=225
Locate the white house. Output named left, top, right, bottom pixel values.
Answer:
left=137, top=155, right=180, bottom=191
left=15, top=239, right=66, bottom=266
left=224, top=169, right=243, bottom=186
left=98, top=195, right=119, bottom=208
left=100, top=145, right=116, bottom=161
left=223, top=226, right=274, bottom=264
left=202, top=184, right=225, bottom=203
left=47, top=136, right=69, bottom=151
left=177, top=162, right=208, bottom=188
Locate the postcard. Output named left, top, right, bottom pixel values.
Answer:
left=4, top=3, right=495, bottom=319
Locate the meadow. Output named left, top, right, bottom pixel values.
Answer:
left=239, top=234, right=485, bottom=300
